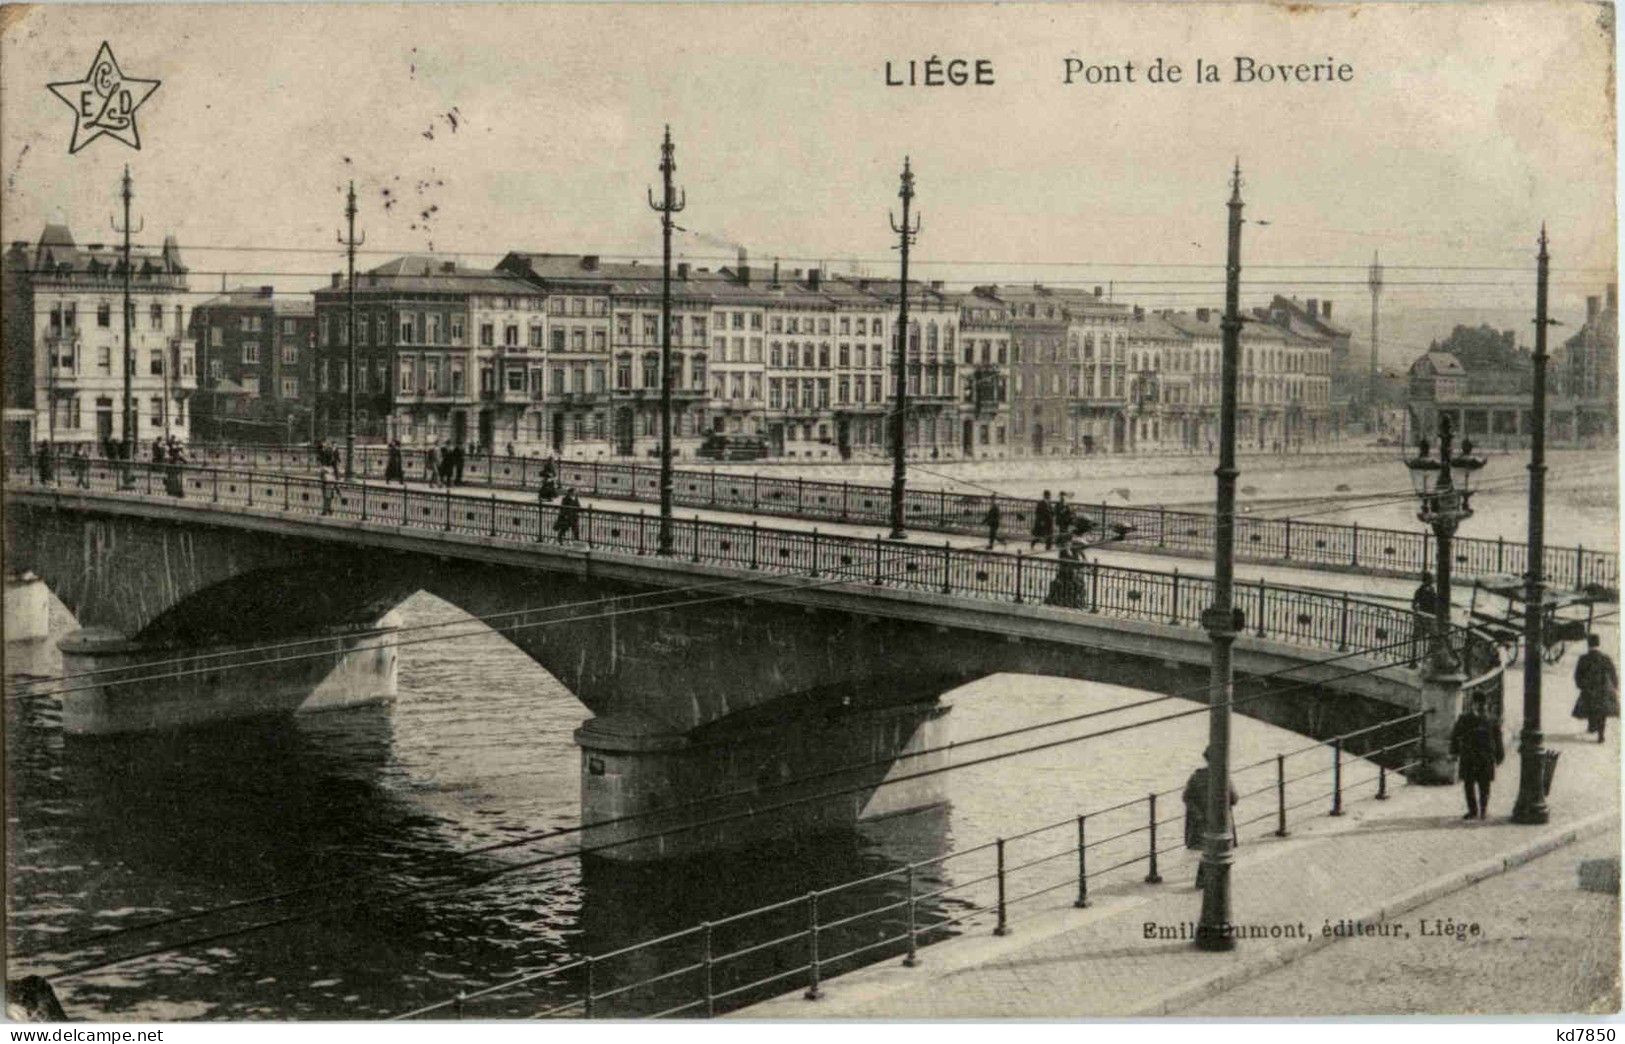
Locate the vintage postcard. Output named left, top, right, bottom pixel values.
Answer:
left=1, top=0, right=1618, bottom=1026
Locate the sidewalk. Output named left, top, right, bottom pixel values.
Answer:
left=740, top=662, right=1620, bottom=1018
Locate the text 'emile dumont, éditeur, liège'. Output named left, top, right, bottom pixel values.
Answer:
left=882, top=56, right=1355, bottom=87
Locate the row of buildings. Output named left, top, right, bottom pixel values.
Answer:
left=1406, top=285, right=1619, bottom=448
left=4, top=224, right=1401, bottom=461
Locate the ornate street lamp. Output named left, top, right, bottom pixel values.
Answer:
left=1404, top=413, right=1486, bottom=668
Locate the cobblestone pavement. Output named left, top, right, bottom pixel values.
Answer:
left=741, top=686, right=1620, bottom=1019
left=1182, top=826, right=1621, bottom=1017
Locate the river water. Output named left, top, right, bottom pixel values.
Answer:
left=3, top=590, right=1353, bottom=1021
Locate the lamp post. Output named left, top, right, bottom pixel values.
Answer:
left=1404, top=412, right=1486, bottom=670
left=1195, top=161, right=1246, bottom=952
left=1512, top=226, right=1553, bottom=825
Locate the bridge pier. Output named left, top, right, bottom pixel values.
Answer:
left=575, top=698, right=952, bottom=862
left=55, top=612, right=401, bottom=736
left=4, top=572, right=51, bottom=642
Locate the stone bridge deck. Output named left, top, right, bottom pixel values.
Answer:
left=70, top=443, right=1619, bottom=593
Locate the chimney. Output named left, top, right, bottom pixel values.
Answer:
left=930, top=280, right=944, bottom=291
left=857, top=278, right=870, bottom=290
left=1321, top=300, right=1333, bottom=319
left=806, top=268, right=821, bottom=290
left=772, top=258, right=781, bottom=287
left=1133, top=305, right=1145, bottom=319
left=331, top=272, right=341, bottom=288
left=581, top=255, right=599, bottom=271
left=1306, top=298, right=1319, bottom=319
left=441, top=261, right=456, bottom=273
left=1608, top=284, right=1618, bottom=313
left=1196, top=307, right=1211, bottom=323
left=736, top=247, right=750, bottom=287
left=1093, top=285, right=1103, bottom=299
left=259, top=285, right=274, bottom=297
left=1587, top=295, right=1600, bottom=321
left=677, top=262, right=690, bottom=281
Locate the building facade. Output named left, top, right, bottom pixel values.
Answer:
left=3, top=225, right=195, bottom=453
left=189, top=287, right=315, bottom=444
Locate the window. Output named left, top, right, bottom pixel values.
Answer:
left=480, top=323, right=495, bottom=347
left=150, top=350, right=164, bottom=376
left=530, top=325, right=544, bottom=348
left=593, top=330, right=606, bottom=351
left=507, top=368, right=525, bottom=392
left=242, top=343, right=260, bottom=364
left=616, top=360, right=632, bottom=390
left=769, top=378, right=782, bottom=408
left=692, top=317, right=707, bottom=342
left=505, top=324, right=519, bottom=347
left=552, top=329, right=566, bottom=351
left=150, top=397, right=163, bottom=425
left=282, top=343, right=298, bottom=364
left=592, top=366, right=607, bottom=393
left=732, top=312, right=744, bottom=330
left=572, top=329, right=585, bottom=351
left=552, top=367, right=565, bottom=394
left=643, top=315, right=658, bottom=341
left=281, top=377, right=300, bottom=398
left=749, top=338, right=762, bottom=363
left=642, top=354, right=659, bottom=389
left=400, top=317, right=414, bottom=343
left=672, top=316, right=684, bottom=340
left=98, top=303, right=111, bottom=327
left=691, top=356, right=706, bottom=391
left=451, top=317, right=465, bottom=344
left=429, top=315, right=442, bottom=344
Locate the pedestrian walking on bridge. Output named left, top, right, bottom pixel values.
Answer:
left=1448, top=692, right=1503, bottom=819
left=555, top=488, right=581, bottom=544
left=1031, top=491, right=1054, bottom=551
left=1410, top=573, right=1437, bottom=663
left=1572, top=634, right=1619, bottom=743
left=982, top=500, right=1001, bottom=549
left=384, top=439, right=405, bottom=485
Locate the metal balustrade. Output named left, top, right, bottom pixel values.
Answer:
left=73, top=441, right=1617, bottom=593
left=382, top=710, right=1428, bottom=1020
left=9, top=455, right=1456, bottom=668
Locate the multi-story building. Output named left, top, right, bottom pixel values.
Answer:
left=189, top=286, right=314, bottom=443
left=1161, top=309, right=1225, bottom=453
left=1409, top=284, right=1617, bottom=448
left=955, top=319, right=1011, bottom=457
left=1553, top=284, right=1618, bottom=444
left=3, top=225, right=195, bottom=453
left=312, top=255, right=545, bottom=452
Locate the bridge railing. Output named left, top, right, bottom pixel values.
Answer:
left=383, top=708, right=1428, bottom=1019
left=82, top=440, right=1618, bottom=593
left=10, top=455, right=1443, bottom=668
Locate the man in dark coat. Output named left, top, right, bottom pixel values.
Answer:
left=982, top=500, right=1001, bottom=550
left=1054, top=492, right=1074, bottom=541
left=1573, top=634, right=1620, bottom=743
left=384, top=439, right=405, bottom=484
left=1449, top=692, right=1503, bottom=819
left=538, top=456, right=558, bottom=501
left=1183, top=747, right=1238, bottom=889
left=1031, top=491, right=1054, bottom=550
left=1410, top=573, right=1437, bottom=663
left=555, top=487, right=581, bottom=544
left=452, top=443, right=466, bottom=485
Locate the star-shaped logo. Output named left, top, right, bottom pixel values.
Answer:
left=48, top=42, right=160, bottom=154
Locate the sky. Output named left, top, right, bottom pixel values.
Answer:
left=1, top=1, right=1616, bottom=360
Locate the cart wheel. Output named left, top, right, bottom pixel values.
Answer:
left=1542, top=639, right=1567, bottom=665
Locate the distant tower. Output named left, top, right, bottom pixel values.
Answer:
left=1367, top=251, right=1384, bottom=431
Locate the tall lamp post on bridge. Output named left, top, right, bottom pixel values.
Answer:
left=888, top=157, right=920, bottom=540
left=1403, top=412, right=1486, bottom=671
left=1195, top=161, right=1246, bottom=952
left=1512, top=226, right=1554, bottom=825
left=648, top=125, right=686, bottom=557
